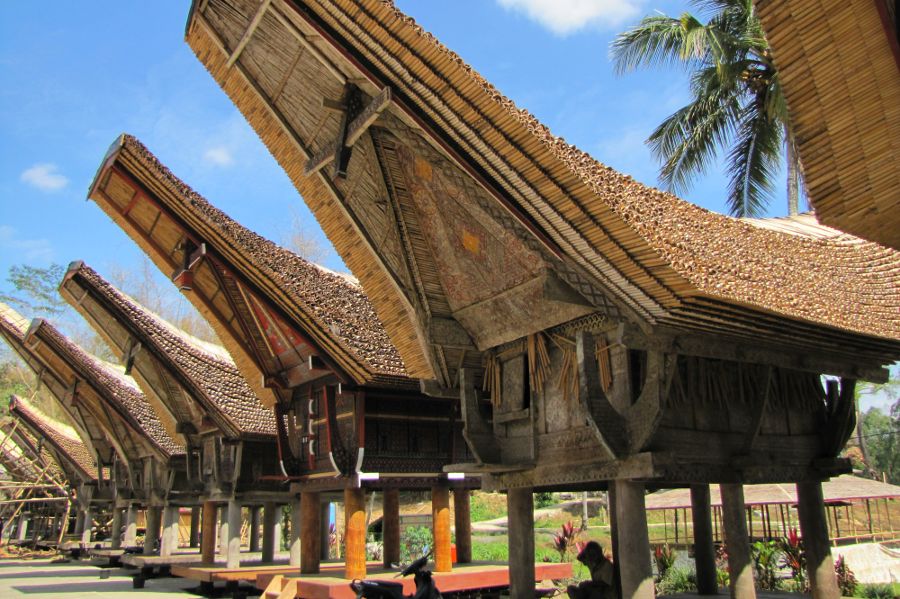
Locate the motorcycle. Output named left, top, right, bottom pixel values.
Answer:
left=349, top=553, right=442, bottom=599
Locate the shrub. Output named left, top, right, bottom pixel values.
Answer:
left=834, top=555, right=858, bottom=597
left=400, top=526, right=432, bottom=563
left=751, top=540, right=783, bottom=591
left=535, top=492, right=555, bottom=509
left=654, top=544, right=677, bottom=581
left=656, top=567, right=697, bottom=595
left=780, top=527, right=807, bottom=593
left=553, top=521, right=579, bottom=562
left=855, top=583, right=895, bottom=599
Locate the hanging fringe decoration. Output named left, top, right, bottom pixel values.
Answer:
left=550, top=334, right=579, bottom=404
left=482, top=352, right=502, bottom=408
left=527, top=333, right=551, bottom=393
left=595, top=339, right=613, bottom=393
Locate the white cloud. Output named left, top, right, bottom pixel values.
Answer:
left=0, top=225, right=54, bottom=263
left=496, top=0, right=642, bottom=35
left=203, top=146, right=234, bottom=167
left=20, top=163, right=69, bottom=192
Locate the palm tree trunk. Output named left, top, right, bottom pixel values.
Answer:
left=786, top=127, right=799, bottom=216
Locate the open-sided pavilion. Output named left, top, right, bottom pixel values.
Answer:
left=179, top=1, right=900, bottom=598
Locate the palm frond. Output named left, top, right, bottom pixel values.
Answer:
left=725, top=99, right=783, bottom=216
left=611, top=15, right=703, bottom=74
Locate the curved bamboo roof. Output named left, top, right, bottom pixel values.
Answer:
left=0, top=419, right=65, bottom=483
left=8, top=395, right=98, bottom=482
left=756, top=0, right=900, bottom=250
left=60, top=261, right=277, bottom=440
left=184, top=0, right=900, bottom=383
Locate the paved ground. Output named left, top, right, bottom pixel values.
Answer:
left=0, top=557, right=208, bottom=597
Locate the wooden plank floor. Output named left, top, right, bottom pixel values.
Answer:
left=171, top=560, right=381, bottom=584
left=259, top=562, right=573, bottom=599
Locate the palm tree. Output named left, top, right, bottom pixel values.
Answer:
left=611, top=0, right=801, bottom=217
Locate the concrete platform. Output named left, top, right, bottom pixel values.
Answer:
left=259, top=562, right=573, bottom=599
left=0, top=557, right=199, bottom=597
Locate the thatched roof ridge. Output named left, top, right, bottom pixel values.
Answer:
left=64, top=262, right=277, bottom=437
left=185, top=0, right=900, bottom=369
left=110, top=134, right=407, bottom=382
left=8, top=395, right=97, bottom=481
left=26, top=320, right=184, bottom=458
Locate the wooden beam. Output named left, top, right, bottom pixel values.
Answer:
left=226, top=0, right=272, bottom=68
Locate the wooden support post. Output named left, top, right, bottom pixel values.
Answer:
left=432, top=485, right=452, bottom=572
left=110, top=508, right=123, bottom=550
left=691, top=485, right=717, bottom=595
left=608, top=486, right=622, bottom=598
left=507, top=487, right=535, bottom=599
left=74, top=509, right=85, bottom=536
left=200, top=500, right=217, bottom=564
left=454, top=488, right=472, bottom=564
left=124, top=505, right=138, bottom=547
left=797, top=482, right=840, bottom=599
left=301, top=492, right=322, bottom=574
left=16, top=514, right=28, bottom=542
left=144, top=506, right=162, bottom=556
left=345, top=487, right=367, bottom=580
left=249, top=506, right=261, bottom=553
left=382, top=488, right=400, bottom=568
left=161, top=506, right=179, bottom=557
left=225, top=501, right=241, bottom=569
left=674, top=508, right=680, bottom=544
left=290, top=495, right=302, bottom=567
left=614, top=480, right=654, bottom=599
left=721, top=484, right=755, bottom=599
left=218, top=505, right=228, bottom=557
left=320, top=501, right=331, bottom=561
left=262, top=502, right=277, bottom=562
left=189, top=506, right=200, bottom=548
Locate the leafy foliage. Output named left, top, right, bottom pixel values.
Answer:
left=859, top=401, right=900, bottom=485
left=611, top=0, right=800, bottom=216
left=534, top=491, right=555, bottom=509
left=656, top=566, right=697, bottom=595
left=552, top=521, right=579, bottom=562
left=653, top=544, right=677, bottom=581
left=780, top=527, right=807, bottom=593
left=400, top=525, right=432, bottom=563
left=834, top=554, right=858, bottom=597
left=751, top=540, right=782, bottom=591
left=470, top=492, right=506, bottom=522
left=855, top=583, right=896, bottom=599
left=0, top=263, right=68, bottom=317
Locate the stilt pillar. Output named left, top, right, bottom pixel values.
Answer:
left=189, top=506, right=200, bottom=548
left=249, top=506, right=261, bottom=553
left=432, top=485, right=452, bottom=572
left=110, top=507, right=123, bottom=550
left=382, top=488, right=400, bottom=568
left=507, top=487, right=535, bottom=599
left=16, top=514, right=28, bottom=542
left=301, top=492, right=322, bottom=574
left=224, top=500, right=241, bottom=568
left=691, top=484, right=718, bottom=594
left=320, top=501, right=331, bottom=560
left=613, top=480, right=654, bottom=599
left=797, top=481, right=840, bottom=599
left=144, top=506, right=162, bottom=555
left=161, top=506, right=179, bottom=557
left=200, top=500, right=217, bottom=564
left=344, top=487, right=367, bottom=580
left=262, top=502, right=278, bottom=562
left=80, top=508, right=94, bottom=546
left=74, top=509, right=85, bottom=536
left=454, top=488, right=472, bottom=564
left=124, top=505, right=138, bottom=547
left=289, top=495, right=302, bottom=567
left=721, top=484, right=755, bottom=599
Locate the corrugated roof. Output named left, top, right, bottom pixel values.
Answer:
left=646, top=475, right=900, bottom=509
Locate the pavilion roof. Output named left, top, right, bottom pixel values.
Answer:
left=8, top=395, right=97, bottom=481
left=61, top=261, right=277, bottom=438
left=24, top=319, right=184, bottom=459
left=183, top=0, right=900, bottom=381
left=646, top=475, right=900, bottom=509
left=755, top=0, right=900, bottom=249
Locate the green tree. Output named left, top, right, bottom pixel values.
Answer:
left=611, top=0, right=801, bottom=217
left=0, top=263, right=68, bottom=317
left=860, top=401, right=900, bottom=485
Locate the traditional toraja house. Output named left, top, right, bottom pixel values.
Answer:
left=60, top=261, right=282, bottom=567
left=754, top=0, right=900, bottom=249
left=0, top=304, right=189, bottom=554
left=180, top=2, right=900, bottom=599
left=6, top=396, right=97, bottom=546
left=87, top=134, right=477, bottom=578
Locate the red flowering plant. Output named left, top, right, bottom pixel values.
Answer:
left=780, top=527, right=807, bottom=592
left=553, top=520, right=579, bottom=562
